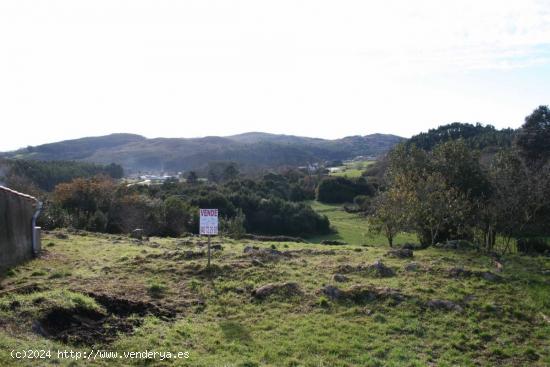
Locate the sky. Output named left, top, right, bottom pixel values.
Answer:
left=1, top=0, right=550, bottom=151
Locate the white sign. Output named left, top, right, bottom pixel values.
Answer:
left=199, top=209, right=218, bottom=235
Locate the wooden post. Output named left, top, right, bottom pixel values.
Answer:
left=207, top=235, right=211, bottom=268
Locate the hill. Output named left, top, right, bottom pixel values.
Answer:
left=1, top=133, right=404, bottom=173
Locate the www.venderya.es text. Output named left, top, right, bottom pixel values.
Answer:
left=11, top=349, right=190, bottom=361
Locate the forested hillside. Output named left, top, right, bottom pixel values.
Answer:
left=1, top=132, right=404, bottom=172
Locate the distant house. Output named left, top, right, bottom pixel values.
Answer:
left=0, top=186, right=42, bottom=273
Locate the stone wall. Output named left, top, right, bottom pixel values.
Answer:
left=0, top=186, right=39, bottom=273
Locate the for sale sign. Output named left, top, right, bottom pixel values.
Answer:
left=199, top=209, right=218, bottom=235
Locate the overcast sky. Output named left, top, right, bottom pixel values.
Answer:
left=2, top=0, right=550, bottom=151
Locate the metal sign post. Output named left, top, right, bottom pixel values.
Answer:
left=199, top=209, right=218, bottom=268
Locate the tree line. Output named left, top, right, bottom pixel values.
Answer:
left=368, top=106, right=550, bottom=253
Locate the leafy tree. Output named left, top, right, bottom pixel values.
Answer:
left=516, top=105, right=550, bottom=164
left=368, top=188, right=408, bottom=247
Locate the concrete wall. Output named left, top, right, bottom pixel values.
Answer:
left=0, top=186, right=38, bottom=273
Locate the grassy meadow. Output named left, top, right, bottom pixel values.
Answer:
left=0, top=203, right=548, bottom=366
left=329, top=161, right=375, bottom=178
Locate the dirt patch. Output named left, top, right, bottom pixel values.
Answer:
left=87, top=292, right=175, bottom=319
left=34, top=307, right=139, bottom=346
left=34, top=292, right=175, bottom=346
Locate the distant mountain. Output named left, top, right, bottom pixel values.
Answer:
left=2, top=132, right=405, bottom=173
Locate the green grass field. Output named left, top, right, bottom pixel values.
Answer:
left=329, top=161, right=375, bottom=178
left=0, top=216, right=549, bottom=366
left=308, top=201, right=416, bottom=246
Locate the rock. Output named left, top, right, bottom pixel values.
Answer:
left=130, top=229, right=144, bottom=240
left=320, top=240, right=347, bottom=246
left=321, top=285, right=405, bottom=303
left=332, top=274, right=349, bottom=282
left=366, top=260, right=395, bottom=277
left=210, top=244, right=223, bottom=250
left=401, top=243, right=418, bottom=250
left=404, top=262, right=419, bottom=272
left=387, top=248, right=414, bottom=258
left=427, top=299, right=463, bottom=312
left=252, top=282, right=301, bottom=299
left=54, top=233, right=68, bottom=239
